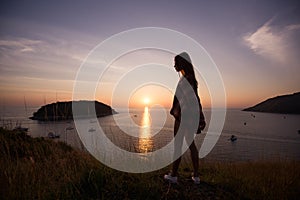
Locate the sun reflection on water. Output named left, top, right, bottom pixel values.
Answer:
left=138, top=106, right=154, bottom=153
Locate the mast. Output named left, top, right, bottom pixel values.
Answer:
left=24, top=96, right=27, bottom=117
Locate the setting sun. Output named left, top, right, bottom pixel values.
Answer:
left=143, top=97, right=150, bottom=105
left=128, top=84, right=172, bottom=108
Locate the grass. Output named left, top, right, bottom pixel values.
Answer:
left=0, top=128, right=299, bottom=199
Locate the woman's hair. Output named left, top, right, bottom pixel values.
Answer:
left=175, top=52, right=198, bottom=91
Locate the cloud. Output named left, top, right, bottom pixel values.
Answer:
left=243, top=19, right=300, bottom=64
left=0, top=39, right=80, bottom=89
left=0, top=38, right=43, bottom=53
left=286, top=24, right=300, bottom=31
left=0, top=35, right=91, bottom=72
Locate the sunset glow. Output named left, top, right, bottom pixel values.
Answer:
left=127, top=84, right=173, bottom=108
left=143, top=97, right=150, bottom=105
left=0, top=1, right=299, bottom=109
left=138, top=106, right=153, bottom=153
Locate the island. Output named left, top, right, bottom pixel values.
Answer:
left=243, top=92, right=300, bottom=114
left=30, top=100, right=118, bottom=121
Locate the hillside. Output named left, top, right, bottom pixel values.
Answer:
left=243, top=92, right=300, bottom=114
left=30, top=100, right=117, bottom=121
left=1, top=128, right=299, bottom=199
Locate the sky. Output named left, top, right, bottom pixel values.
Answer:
left=0, top=0, right=299, bottom=109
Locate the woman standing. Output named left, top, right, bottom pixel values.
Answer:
left=164, top=52, right=205, bottom=184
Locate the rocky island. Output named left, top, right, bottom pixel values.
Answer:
left=30, top=100, right=117, bottom=121
left=243, top=92, right=300, bottom=114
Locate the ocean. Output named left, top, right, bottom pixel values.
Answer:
left=1, top=106, right=300, bottom=162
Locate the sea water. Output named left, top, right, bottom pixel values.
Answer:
left=1, top=106, right=300, bottom=162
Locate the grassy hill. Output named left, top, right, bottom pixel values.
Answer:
left=243, top=92, right=300, bottom=114
left=30, top=100, right=117, bottom=121
left=0, top=128, right=299, bottom=199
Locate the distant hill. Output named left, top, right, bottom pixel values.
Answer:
left=30, top=100, right=117, bottom=121
left=243, top=92, right=300, bottom=114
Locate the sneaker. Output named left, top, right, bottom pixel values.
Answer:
left=164, top=174, right=178, bottom=184
left=192, top=176, right=200, bottom=184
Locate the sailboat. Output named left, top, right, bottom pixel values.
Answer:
left=13, top=96, right=29, bottom=132
left=44, top=96, right=60, bottom=139
left=87, top=103, right=96, bottom=132
left=13, top=121, right=29, bottom=132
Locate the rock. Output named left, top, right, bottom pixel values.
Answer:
left=30, top=100, right=117, bottom=121
left=243, top=92, right=300, bottom=114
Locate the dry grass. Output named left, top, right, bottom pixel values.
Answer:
left=1, top=128, right=299, bottom=199
left=200, top=160, right=300, bottom=199
left=0, top=128, right=104, bottom=199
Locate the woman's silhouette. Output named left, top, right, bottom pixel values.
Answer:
left=164, top=52, right=205, bottom=184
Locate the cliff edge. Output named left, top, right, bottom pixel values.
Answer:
left=243, top=92, right=300, bottom=114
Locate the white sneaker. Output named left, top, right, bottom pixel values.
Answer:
left=164, top=174, right=178, bottom=184
left=192, top=176, right=200, bottom=184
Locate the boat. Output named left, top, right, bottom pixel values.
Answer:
left=66, top=126, right=74, bottom=131
left=48, top=132, right=60, bottom=139
left=13, top=97, right=29, bottom=132
left=13, top=121, right=29, bottom=132
left=229, top=135, right=237, bottom=142
left=88, top=128, right=96, bottom=132
left=13, top=125, right=29, bottom=132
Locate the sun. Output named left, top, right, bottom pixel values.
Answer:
left=143, top=97, right=150, bottom=105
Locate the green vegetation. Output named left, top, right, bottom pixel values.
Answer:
left=1, top=128, right=299, bottom=199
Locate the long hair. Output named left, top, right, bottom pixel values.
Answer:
left=175, top=52, right=198, bottom=91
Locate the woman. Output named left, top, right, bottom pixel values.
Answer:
left=164, top=52, right=205, bottom=184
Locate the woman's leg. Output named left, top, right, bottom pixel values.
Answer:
left=171, top=120, right=183, bottom=177
left=171, top=157, right=181, bottom=177
left=184, top=123, right=199, bottom=177
left=189, top=141, right=199, bottom=177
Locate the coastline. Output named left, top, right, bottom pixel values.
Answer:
left=1, top=108, right=300, bottom=162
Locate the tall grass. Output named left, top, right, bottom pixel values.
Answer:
left=200, top=160, right=300, bottom=199
left=0, top=128, right=104, bottom=199
left=1, top=128, right=299, bottom=199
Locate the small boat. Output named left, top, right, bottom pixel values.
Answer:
left=13, top=126, right=29, bottom=132
left=88, top=128, right=96, bottom=132
left=66, top=126, right=74, bottom=131
left=229, top=135, right=237, bottom=142
left=13, top=121, right=29, bottom=132
left=48, top=132, right=60, bottom=139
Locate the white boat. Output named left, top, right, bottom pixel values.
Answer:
left=48, top=132, right=60, bottom=139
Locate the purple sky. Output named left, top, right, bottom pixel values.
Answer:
left=0, top=0, right=299, bottom=108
